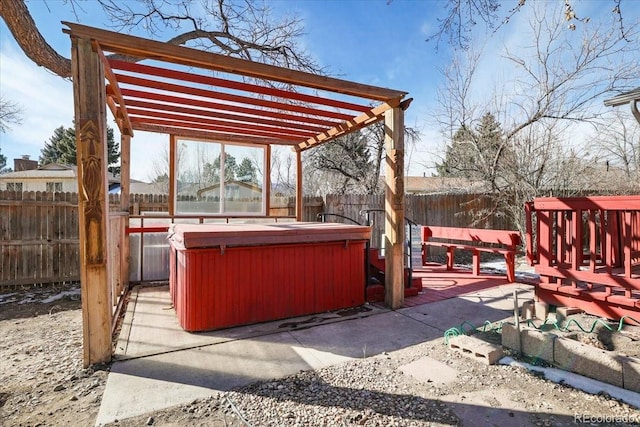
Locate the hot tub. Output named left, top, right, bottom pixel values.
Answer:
left=168, top=222, right=371, bottom=331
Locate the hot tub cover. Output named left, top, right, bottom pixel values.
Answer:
left=168, top=222, right=371, bottom=249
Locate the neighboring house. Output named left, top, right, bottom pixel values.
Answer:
left=196, top=180, right=262, bottom=201
left=108, top=181, right=169, bottom=195
left=0, top=162, right=78, bottom=192
left=404, top=176, right=484, bottom=194
left=0, top=160, right=122, bottom=192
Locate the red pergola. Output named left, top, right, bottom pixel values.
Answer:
left=64, top=22, right=411, bottom=366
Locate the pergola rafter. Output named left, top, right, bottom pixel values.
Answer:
left=64, top=21, right=410, bottom=367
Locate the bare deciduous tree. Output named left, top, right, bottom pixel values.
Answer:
left=588, top=110, right=640, bottom=185
left=426, top=0, right=631, bottom=50
left=306, top=121, right=420, bottom=196
left=1, top=0, right=329, bottom=185
left=0, top=0, right=323, bottom=79
left=270, top=146, right=296, bottom=196
left=434, top=2, right=639, bottom=234
left=0, top=96, right=23, bottom=133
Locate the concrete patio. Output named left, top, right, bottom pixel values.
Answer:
left=96, top=280, right=535, bottom=425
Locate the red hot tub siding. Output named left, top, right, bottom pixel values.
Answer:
left=168, top=222, right=370, bottom=332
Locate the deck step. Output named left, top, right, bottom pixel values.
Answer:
left=365, top=283, right=421, bottom=302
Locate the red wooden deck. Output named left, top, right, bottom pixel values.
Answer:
left=526, top=196, right=640, bottom=322
left=402, top=263, right=519, bottom=307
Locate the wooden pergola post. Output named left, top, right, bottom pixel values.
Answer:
left=71, top=36, right=112, bottom=367
left=384, top=106, right=405, bottom=309
left=120, top=134, right=131, bottom=290
left=169, top=135, right=177, bottom=215
left=295, top=149, right=303, bottom=221
left=265, top=145, right=272, bottom=216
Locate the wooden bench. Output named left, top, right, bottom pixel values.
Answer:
left=421, top=226, right=522, bottom=282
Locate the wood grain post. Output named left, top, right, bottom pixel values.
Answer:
left=71, top=36, right=112, bottom=367
left=265, top=145, right=271, bottom=216
left=169, top=135, right=176, bottom=216
left=384, top=106, right=405, bottom=309
left=120, top=133, right=131, bottom=290
left=295, top=149, right=303, bottom=221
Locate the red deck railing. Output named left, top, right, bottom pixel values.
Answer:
left=526, top=196, right=640, bottom=320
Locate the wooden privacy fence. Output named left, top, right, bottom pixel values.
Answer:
left=0, top=191, right=323, bottom=287
left=0, top=191, right=80, bottom=286
left=1, top=191, right=508, bottom=287
left=526, top=196, right=640, bottom=320
left=325, top=193, right=512, bottom=228
left=324, top=193, right=514, bottom=255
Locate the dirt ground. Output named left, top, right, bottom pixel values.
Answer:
left=2, top=282, right=640, bottom=426
left=0, top=283, right=109, bottom=427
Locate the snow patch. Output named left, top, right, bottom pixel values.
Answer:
left=0, top=293, right=19, bottom=305
left=40, top=289, right=81, bottom=304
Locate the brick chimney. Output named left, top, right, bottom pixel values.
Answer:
left=14, top=155, right=38, bottom=171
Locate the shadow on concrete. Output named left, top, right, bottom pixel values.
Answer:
left=98, top=283, right=539, bottom=424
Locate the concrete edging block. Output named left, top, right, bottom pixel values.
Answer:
left=449, top=335, right=504, bottom=365
left=501, top=323, right=555, bottom=363
left=521, top=300, right=535, bottom=320
left=501, top=323, right=520, bottom=351
left=534, top=301, right=549, bottom=320
left=521, top=327, right=555, bottom=364
left=554, top=336, right=623, bottom=388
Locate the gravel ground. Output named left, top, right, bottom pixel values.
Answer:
left=3, top=282, right=640, bottom=427
left=107, top=334, right=640, bottom=427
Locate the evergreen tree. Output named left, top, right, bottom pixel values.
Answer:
left=436, top=112, right=507, bottom=183
left=40, top=126, right=74, bottom=165
left=40, top=124, right=120, bottom=174
left=0, top=147, right=7, bottom=172
left=203, top=153, right=238, bottom=185
left=436, top=124, right=475, bottom=177
left=236, top=157, right=257, bottom=183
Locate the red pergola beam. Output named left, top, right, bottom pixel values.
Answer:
left=97, top=47, right=133, bottom=136
left=120, top=98, right=328, bottom=134
left=129, top=116, right=304, bottom=141
left=64, top=22, right=407, bottom=101
left=116, top=74, right=355, bottom=122
left=133, top=122, right=297, bottom=146
left=109, top=59, right=371, bottom=113
left=121, top=88, right=340, bottom=128
left=126, top=107, right=316, bottom=139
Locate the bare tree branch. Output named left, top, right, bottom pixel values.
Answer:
left=435, top=2, right=640, bottom=234
left=0, top=96, right=24, bottom=133
left=0, top=0, right=72, bottom=78
left=426, top=0, right=632, bottom=50
left=0, top=0, right=325, bottom=80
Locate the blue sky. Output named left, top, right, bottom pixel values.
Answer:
left=0, top=0, right=637, bottom=181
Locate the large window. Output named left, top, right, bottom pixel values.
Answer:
left=6, top=182, right=23, bottom=192
left=175, top=139, right=265, bottom=215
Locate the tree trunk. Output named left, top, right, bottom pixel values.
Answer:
left=0, top=0, right=72, bottom=78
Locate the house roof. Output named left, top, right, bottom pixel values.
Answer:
left=196, top=180, right=262, bottom=198
left=0, top=163, right=76, bottom=179
left=62, top=22, right=409, bottom=153
left=404, top=176, right=484, bottom=193
left=604, top=87, right=640, bottom=107
left=0, top=163, right=120, bottom=183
